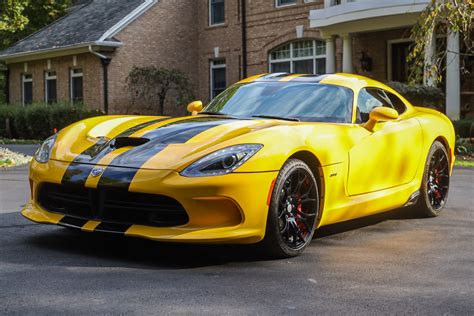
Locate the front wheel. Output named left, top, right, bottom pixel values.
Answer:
left=416, top=141, right=450, bottom=217
left=260, top=159, right=319, bottom=258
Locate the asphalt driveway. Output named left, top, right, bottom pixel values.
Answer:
left=0, top=162, right=473, bottom=315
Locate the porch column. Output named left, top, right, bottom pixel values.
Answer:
left=423, top=31, right=436, bottom=87
left=325, top=36, right=336, bottom=73
left=446, top=29, right=460, bottom=120
left=342, top=34, right=353, bottom=73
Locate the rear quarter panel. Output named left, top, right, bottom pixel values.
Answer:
left=413, top=107, right=456, bottom=174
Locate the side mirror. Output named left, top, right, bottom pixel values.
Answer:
left=364, top=107, right=398, bottom=131
left=187, top=101, right=203, bottom=116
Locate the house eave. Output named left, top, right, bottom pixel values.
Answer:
left=0, top=41, right=122, bottom=64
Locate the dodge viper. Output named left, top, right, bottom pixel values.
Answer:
left=22, top=73, right=455, bottom=257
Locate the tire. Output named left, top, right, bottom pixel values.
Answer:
left=416, top=141, right=450, bottom=217
left=260, top=159, right=319, bottom=258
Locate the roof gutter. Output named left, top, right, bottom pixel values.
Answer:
left=89, top=45, right=111, bottom=114
left=0, top=41, right=122, bottom=62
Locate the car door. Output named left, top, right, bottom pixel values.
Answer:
left=347, top=88, right=423, bottom=196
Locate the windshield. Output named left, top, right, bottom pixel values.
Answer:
left=203, top=82, right=354, bottom=123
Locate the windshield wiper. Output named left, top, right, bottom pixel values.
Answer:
left=251, top=115, right=300, bottom=122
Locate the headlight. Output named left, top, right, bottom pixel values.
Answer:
left=180, top=144, right=263, bottom=177
left=34, top=135, right=57, bottom=163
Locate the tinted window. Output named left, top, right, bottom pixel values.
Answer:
left=385, top=91, right=407, bottom=114
left=205, top=82, right=353, bottom=123
left=356, top=88, right=393, bottom=123
left=72, top=76, right=83, bottom=103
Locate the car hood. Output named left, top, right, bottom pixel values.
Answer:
left=51, top=115, right=288, bottom=170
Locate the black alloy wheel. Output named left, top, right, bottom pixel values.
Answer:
left=417, top=141, right=450, bottom=217
left=261, top=159, right=319, bottom=257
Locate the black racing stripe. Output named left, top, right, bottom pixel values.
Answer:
left=61, top=163, right=95, bottom=186
left=95, top=222, right=131, bottom=234
left=95, top=118, right=232, bottom=190
left=58, top=216, right=88, bottom=228
left=62, top=117, right=169, bottom=185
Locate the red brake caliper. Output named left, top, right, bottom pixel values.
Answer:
left=296, top=193, right=306, bottom=234
left=434, top=169, right=442, bottom=199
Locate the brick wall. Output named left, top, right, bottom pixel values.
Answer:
left=351, top=28, right=412, bottom=82
left=108, top=0, right=199, bottom=116
left=7, top=54, right=103, bottom=109
left=196, top=0, right=325, bottom=104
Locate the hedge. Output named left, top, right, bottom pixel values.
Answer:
left=387, top=81, right=445, bottom=110
left=453, top=119, right=474, bottom=138
left=0, top=103, right=103, bottom=140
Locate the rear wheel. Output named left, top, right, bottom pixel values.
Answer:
left=416, top=141, right=450, bottom=217
left=261, top=159, right=319, bottom=258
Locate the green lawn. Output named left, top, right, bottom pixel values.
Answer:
left=0, top=138, right=42, bottom=145
left=455, top=160, right=474, bottom=168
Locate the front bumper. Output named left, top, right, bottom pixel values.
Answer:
left=22, top=160, right=278, bottom=244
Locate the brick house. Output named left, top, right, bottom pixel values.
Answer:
left=0, top=0, right=470, bottom=119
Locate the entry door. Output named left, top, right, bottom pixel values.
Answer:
left=391, top=41, right=412, bottom=83
left=347, top=88, right=422, bottom=196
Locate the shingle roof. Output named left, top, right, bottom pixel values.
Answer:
left=0, top=0, right=147, bottom=57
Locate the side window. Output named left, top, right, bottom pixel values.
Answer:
left=385, top=91, right=407, bottom=115
left=356, top=88, right=393, bottom=123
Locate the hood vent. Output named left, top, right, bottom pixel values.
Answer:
left=112, top=137, right=150, bottom=149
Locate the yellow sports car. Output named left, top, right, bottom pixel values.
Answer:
left=22, top=73, right=455, bottom=257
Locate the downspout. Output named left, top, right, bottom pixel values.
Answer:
left=4, top=67, right=9, bottom=104
left=89, top=45, right=111, bottom=114
left=241, top=0, right=248, bottom=78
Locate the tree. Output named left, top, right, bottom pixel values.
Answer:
left=0, top=1, right=70, bottom=103
left=0, top=0, right=70, bottom=50
left=408, top=0, right=473, bottom=85
left=126, top=66, right=194, bottom=115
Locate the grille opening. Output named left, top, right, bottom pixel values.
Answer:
left=38, top=183, right=188, bottom=227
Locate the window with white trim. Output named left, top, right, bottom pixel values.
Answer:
left=276, top=0, right=297, bottom=8
left=209, top=0, right=225, bottom=26
left=70, top=68, right=83, bottom=104
left=22, top=74, right=33, bottom=105
left=269, top=40, right=327, bottom=74
left=45, top=71, right=57, bottom=104
left=210, top=59, right=226, bottom=99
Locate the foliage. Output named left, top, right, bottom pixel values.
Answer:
left=408, top=0, right=473, bottom=84
left=0, top=103, right=103, bottom=140
left=453, top=118, right=474, bottom=139
left=455, top=137, right=473, bottom=156
left=387, top=81, right=445, bottom=109
left=0, top=0, right=70, bottom=50
left=126, top=66, right=194, bottom=115
left=0, top=0, right=29, bottom=33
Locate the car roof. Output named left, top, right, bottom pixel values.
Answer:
left=236, top=72, right=414, bottom=112
left=237, top=73, right=393, bottom=92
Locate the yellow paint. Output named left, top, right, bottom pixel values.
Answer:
left=84, top=147, right=132, bottom=189
left=22, top=73, right=456, bottom=244
left=81, top=220, right=101, bottom=232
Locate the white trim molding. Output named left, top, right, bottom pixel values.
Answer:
left=309, top=0, right=429, bottom=36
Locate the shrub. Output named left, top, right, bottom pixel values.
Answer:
left=453, top=119, right=474, bottom=139
left=387, top=81, right=445, bottom=110
left=0, top=103, right=103, bottom=140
